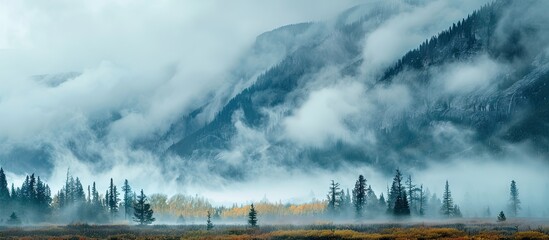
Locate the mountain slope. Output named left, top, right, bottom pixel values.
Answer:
left=166, top=0, right=549, bottom=179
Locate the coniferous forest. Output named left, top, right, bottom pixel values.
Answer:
left=0, top=167, right=533, bottom=226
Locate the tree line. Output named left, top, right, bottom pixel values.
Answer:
left=0, top=166, right=524, bottom=225
left=0, top=168, right=154, bottom=225
left=325, top=169, right=521, bottom=220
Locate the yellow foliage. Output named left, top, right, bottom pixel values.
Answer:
left=221, top=201, right=326, bottom=218
left=513, top=231, right=549, bottom=240
left=262, top=228, right=467, bottom=240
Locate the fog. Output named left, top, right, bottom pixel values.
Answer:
left=1, top=0, right=549, bottom=224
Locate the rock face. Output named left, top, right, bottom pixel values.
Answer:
left=5, top=1, right=549, bottom=180
left=166, top=0, right=549, bottom=178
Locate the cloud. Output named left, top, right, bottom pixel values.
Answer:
left=283, top=81, right=365, bottom=147
left=433, top=55, right=503, bottom=94
left=361, top=0, right=491, bottom=78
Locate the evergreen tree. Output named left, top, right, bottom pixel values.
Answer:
left=108, top=178, right=120, bottom=221
left=440, top=180, right=454, bottom=217
left=418, top=185, right=426, bottom=216
left=74, top=178, right=86, bottom=203
left=91, top=182, right=100, bottom=208
left=0, top=168, right=10, bottom=211
left=508, top=180, right=521, bottom=217
left=389, top=169, right=410, bottom=216
left=338, top=189, right=348, bottom=212
left=365, top=185, right=379, bottom=213
left=10, top=184, right=16, bottom=203
left=394, top=192, right=410, bottom=216
left=122, top=179, right=133, bottom=220
left=326, top=180, right=341, bottom=214
left=248, top=203, right=258, bottom=227
left=405, top=175, right=417, bottom=214
left=484, top=206, right=491, bottom=218
left=206, top=210, right=214, bottom=230
left=352, top=175, right=366, bottom=217
left=453, top=204, right=462, bottom=218
left=378, top=193, right=386, bottom=210
left=7, top=212, right=21, bottom=225
left=35, top=177, right=51, bottom=218
left=497, top=211, right=506, bottom=222
left=133, top=189, right=155, bottom=225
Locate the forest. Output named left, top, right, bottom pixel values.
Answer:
left=0, top=167, right=525, bottom=226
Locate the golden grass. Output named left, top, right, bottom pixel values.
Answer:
left=1, top=226, right=548, bottom=240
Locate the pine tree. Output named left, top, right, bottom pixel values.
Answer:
left=326, top=180, right=341, bottom=214
left=453, top=204, right=462, bottom=218
left=248, top=203, right=258, bottom=227
left=206, top=210, right=214, bottom=230
left=352, top=175, right=366, bottom=217
left=108, top=178, right=120, bottom=221
left=7, top=212, right=21, bottom=225
left=405, top=175, right=416, bottom=214
left=418, top=185, right=426, bottom=216
left=378, top=193, right=386, bottom=210
left=394, top=192, right=410, bottom=216
left=0, top=168, right=10, bottom=211
left=122, top=179, right=133, bottom=220
left=74, top=178, right=86, bottom=203
left=91, top=182, right=100, bottom=208
left=497, top=211, right=506, bottom=222
left=35, top=176, right=51, bottom=218
left=440, top=180, right=454, bottom=217
left=390, top=169, right=410, bottom=216
left=508, top=180, right=521, bottom=217
left=133, top=189, right=155, bottom=225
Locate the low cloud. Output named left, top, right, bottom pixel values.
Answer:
left=433, top=55, right=503, bottom=94
left=361, top=0, right=491, bottom=78
left=283, top=82, right=365, bottom=147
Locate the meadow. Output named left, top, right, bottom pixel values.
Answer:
left=1, top=220, right=548, bottom=239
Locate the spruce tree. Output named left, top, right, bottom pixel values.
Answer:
left=508, top=180, right=521, bottom=217
left=133, top=189, right=155, bottom=225
left=108, top=178, right=120, bottom=221
left=378, top=193, right=386, bottom=210
left=440, top=180, right=454, bottom=217
left=7, top=212, right=21, bottom=225
left=0, top=168, right=10, bottom=210
left=497, top=211, right=506, bottom=222
left=405, top=175, right=416, bottom=214
left=327, top=180, right=341, bottom=214
left=418, top=185, right=426, bottom=216
left=122, top=179, right=133, bottom=220
left=352, top=175, right=366, bottom=217
left=206, top=210, right=214, bottom=230
left=248, top=203, right=258, bottom=227
left=390, top=169, right=410, bottom=216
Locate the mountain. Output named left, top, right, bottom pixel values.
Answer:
left=3, top=1, right=549, bottom=182
left=165, top=0, right=549, bottom=179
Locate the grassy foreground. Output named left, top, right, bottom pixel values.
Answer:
left=0, top=222, right=548, bottom=240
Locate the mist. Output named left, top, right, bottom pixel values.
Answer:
left=1, top=0, right=549, bottom=226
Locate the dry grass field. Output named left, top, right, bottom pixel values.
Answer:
left=0, top=221, right=548, bottom=240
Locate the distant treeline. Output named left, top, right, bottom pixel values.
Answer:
left=0, top=167, right=522, bottom=225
